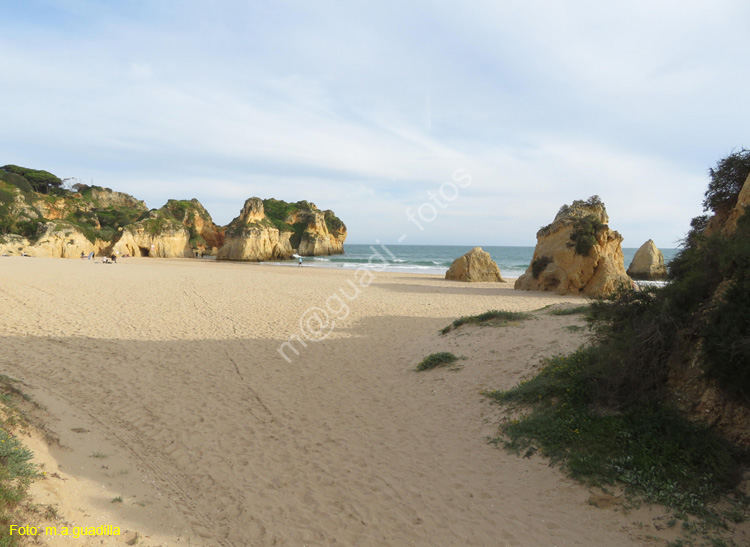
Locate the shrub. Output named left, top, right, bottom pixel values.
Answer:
left=416, top=352, right=459, bottom=371
left=262, top=198, right=299, bottom=232
left=324, top=210, right=345, bottom=234
left=0, top=165, right=62, bottom=194
left=569, top=215, right=604, bottom=256
left=14, top=220, right=43, bottom=241
left=0, top=171, right=33, bottom=193
left=485, top=351, right=740, bottom=518
left=703, top=148, right=750, bottom=214
left=548, top=305, right=590, bottom=316
left=442, top=310, right=531, bottom=334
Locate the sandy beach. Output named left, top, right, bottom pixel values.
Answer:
left=0, top=257, right=680, bottom=546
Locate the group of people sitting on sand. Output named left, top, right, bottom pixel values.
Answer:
left=80, top=251, right=120, bottom=263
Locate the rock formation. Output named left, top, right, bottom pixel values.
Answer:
left=0, top=222, right=107, bottom=258
left=704, top=172, right=750, bottom=237
left=445, top=247, right=504, bottom=282
left=626, top=239, right=667, bottom=280
left=216, top=198, right=294, bottom=261
left=217, top=198, right=347, bottom=262
left=0, top=164, right=347, bottom=261
left=163, top=199, right=225, bottom=253
left=514, top=196, right=631, bottom=297
left=110, top=221, right=194, bottom=258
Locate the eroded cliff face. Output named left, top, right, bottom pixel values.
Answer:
left=514, top=197, right=631, bottom=297
left=667, top=173, right=750, bottom=448
left=0, top=223, right=107, bottom=258
left=110, top=213, right=194, bottom=258
left=217, top=198, right=346, bottom=261
left=291, top=208, right=346, bottom=256
left=1, top=165, right=346, bottom=261
left=164, top=199, right=225, bottom=253
left=217, top=198, right=294, bottom=261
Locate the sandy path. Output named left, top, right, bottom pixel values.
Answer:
left=0, top=257, right=668, bottom=545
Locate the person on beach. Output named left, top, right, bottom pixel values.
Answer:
left=110, top=253, right=117, bottom=264
left=298, top=257, right=303, bottom=267
left=80, top=251, right=85, bottom=259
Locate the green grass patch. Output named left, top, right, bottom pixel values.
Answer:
left=484, top=348, right=746, bottom=524
left=0, top=377, right=39, bottom=546
left=441, top=310, right=532, bottom=334
left=549, top=305, right=591, bottom=316
left=416, top=352, right=460, bottom=371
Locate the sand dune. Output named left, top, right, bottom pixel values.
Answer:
left=0, top=257, right=677, bottom=545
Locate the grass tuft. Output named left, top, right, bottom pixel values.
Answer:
left=0, top=377, right=39, bottom=546
left=441, top=310, right=532, bottom=334
left=548, top=305, right=591, bottom=316
left=416, top=352, right=460, bottom=371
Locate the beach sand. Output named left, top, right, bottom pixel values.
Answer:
left=0, top=257, right=681, bottom=545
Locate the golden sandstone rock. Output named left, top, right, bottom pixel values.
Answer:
left=445, top=247, right=504, bottom=282
left=626, top=239, right=667, bottom=280
left=514, top=196, right=631, bottom=297
left=217, top=198, right=346, bottom=262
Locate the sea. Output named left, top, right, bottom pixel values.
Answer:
left=276, top=244, right=680, bottom=278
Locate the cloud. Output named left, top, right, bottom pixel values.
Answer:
left=0, top=1, right=747, bottom=248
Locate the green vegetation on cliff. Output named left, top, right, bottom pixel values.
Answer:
left=1, top=165, right=62, bottom=195
left=486, top=153, right=750, bottom=539
left=0, top=164, right=344, bottom=257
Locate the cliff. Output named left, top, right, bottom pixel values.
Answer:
left=216, top=198, right=294, bottom=261
left=514, top=196, right=631, bottom=297
left=0, top=165, right=346, bottom=260
left=217, top=198, right=347, bottom=262
left=666, top=171, right=750, bottom=447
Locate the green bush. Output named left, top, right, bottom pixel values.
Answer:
left=0, top=165, right=62, bottom=194
left=416, top=352, right=459, bottom=371
left=485, top=350, right=740, bottom=518
left=569, top=215, right=604, bottom=256
left=703, top=148, right=750, bottom=214
left=324, top=210, right=345, bottom=234
left=263, top=198, right=299, bottom=232
left=14, top=220, right=43, bottom=241
left=0, top=172, right=32, bottom=193
left=442, top=310, right=531, bottom=334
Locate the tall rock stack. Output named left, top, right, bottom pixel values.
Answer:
left=514, top=196, right=631, bottom=297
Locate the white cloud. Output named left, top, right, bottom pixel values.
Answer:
left=0, top=0, right=746, bottom=249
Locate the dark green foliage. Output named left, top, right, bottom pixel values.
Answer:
left=324, top=210, right=345, bottom=234
left=416, top=352, right=459, bottom=371
left=531, top=256, right=552, bottom=279
left=13, top=220, right=42, bottom=240
left=485, top=351, right=740, bottom=517
left=485, top=151, right=750, bottom=534
left=570, top=214, right=604, bottom=256
left=0, top=165, right=62, bottom=194
left=0, top=171, right=33, bottom=194
left=704, top=148, right=750, bottom=214
left=263, top=198, right=299, bottom=232
left=442, top=310, right=532, bottom=334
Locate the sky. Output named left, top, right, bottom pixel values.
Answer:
left=2, top=0, right=749, bottom=248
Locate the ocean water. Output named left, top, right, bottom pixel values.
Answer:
left=280, top=244, right=680, bottom=278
